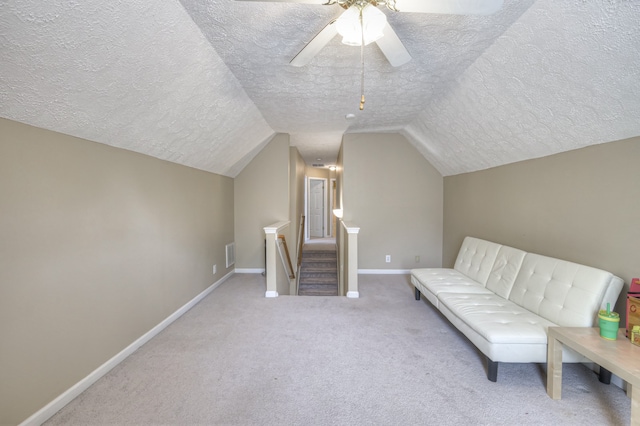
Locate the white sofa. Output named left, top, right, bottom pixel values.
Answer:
left=411, top=236, right=624, bottom=381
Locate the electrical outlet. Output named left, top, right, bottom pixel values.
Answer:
left=385, top=255, right=391, bottom=263
left=213, top=264, right=217, bottom=275
left=415, top=256, right=420, bottom=263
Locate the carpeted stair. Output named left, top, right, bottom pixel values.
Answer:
left=298, top=249, right=338, bottom=296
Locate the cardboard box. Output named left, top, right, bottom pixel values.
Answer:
left=626, top=278, right=640, bottom=337
left=628, top=299, right=640, bottom=338
left=632, top=326, right=640, bottom=347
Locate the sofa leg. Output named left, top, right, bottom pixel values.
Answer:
left=414, top=287, right=421, bottom=301
left=487, top=359, right=498, bottom=382
left=599, top=366, right=612, bottom=384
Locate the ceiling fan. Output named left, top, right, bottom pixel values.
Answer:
left=238, top=0, right=503, bottom=67
left=237, top=0, right=503, bottom=109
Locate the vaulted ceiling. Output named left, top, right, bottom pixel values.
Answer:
left=1, top=1, right=639, bottom=177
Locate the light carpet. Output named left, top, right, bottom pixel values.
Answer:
left=45, top=274, right=631, bottom=425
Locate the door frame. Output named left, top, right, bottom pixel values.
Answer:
left=307, top=177, right=328, bottom=239
left=329, top=178, right=337, bottom=237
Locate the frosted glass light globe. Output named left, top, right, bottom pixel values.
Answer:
left=336, top=4, right=387, bottom=47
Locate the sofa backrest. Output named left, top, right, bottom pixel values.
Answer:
left=454, top=237, right=501, bottom=286
left=508, top=253, right=624, bottom=327
left=485, top=245, right=527, bottom=299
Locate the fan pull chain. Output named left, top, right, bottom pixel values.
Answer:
left=359, top=7, right=365, bottom=110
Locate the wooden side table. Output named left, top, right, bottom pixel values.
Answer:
left=547, top=327, right=640, bottom=425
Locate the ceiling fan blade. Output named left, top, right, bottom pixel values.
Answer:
left=393, top=0, right=503, bottom=15
left=235, top=0, right=326, bottom=4
left=290, top=20, right=338, bottom=67
left=375, top=23, right=411, bottom=67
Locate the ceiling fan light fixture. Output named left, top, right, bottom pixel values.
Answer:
left=336, top=4, right=386, bottom=47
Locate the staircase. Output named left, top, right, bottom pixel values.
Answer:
left=298, top=244, right=338, bottom=296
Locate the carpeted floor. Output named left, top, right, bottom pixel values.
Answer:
left=45, top=274, right=631, bottom=425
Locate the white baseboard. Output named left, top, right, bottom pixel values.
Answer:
left=265, top=291, right=279, bottom=298
left=235, top=268, right=265, bottom=274
left=19, top=271, right=234, bottom=426
left=346, top=291, right=360, bottom=298
left=358, top=269, right=411, bottom=274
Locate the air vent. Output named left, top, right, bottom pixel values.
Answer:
left=226, top=242, right=235, bottom=268
left=312, top=163, right=325, bottom=167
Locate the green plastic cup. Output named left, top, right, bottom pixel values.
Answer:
left=598, top=310, right=620, bottom=340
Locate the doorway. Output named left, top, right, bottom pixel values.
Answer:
left=308, top=178, right=327, bottom=239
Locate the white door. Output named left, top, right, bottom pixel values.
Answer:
left=309, top=179, right=324, bottom=238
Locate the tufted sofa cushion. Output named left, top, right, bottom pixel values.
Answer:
left=439, top=292, right=554, bottom=344
left=485, top=245, right=527, bottom=299
left=508, top=253, right=622, bottom=327
left=411, top=268, right=492, bottom=307
left=437, top=292, right=571, bottom=363
left=453, top=237, right=501, bottom=285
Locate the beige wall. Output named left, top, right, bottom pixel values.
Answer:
left=342, top=133, right=443, bottom=270
left=444, top=137, right=640, bottom=315
left=234, top=134, right=290, bottom=270
left=306, top=167, right=332, bottom=179
left=289, top=147, right=306, bottom=278
left=0, top=118, right=234, bottom=425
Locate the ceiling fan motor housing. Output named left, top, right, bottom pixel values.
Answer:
left=331, top=0, right=393, bottom=11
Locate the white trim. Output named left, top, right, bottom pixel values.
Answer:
left=304, top=175, right=308, bottom=240
left=19, top=271, right=235, bottom=426
left=263, top=221, right=290, bottom=234
left=235, top=268, right=265, bottom=274
left=346, top=291, right=360, bottom=298
left=329, top=178, right=336, bottom=237
left=358, top=269, right=411, bottom=274
left=265, top=290, right=279, bottom=298
left=341, top=222, right=360, bottom=234
left=307, top=177, right=328, bottom=238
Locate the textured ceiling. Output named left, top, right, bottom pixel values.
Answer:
left=1, top=0, right=639, bottom=177
left=0, top=0, right=274, bottom=177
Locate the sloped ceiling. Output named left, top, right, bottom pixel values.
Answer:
left=1, top=1, right=638, bottom=177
